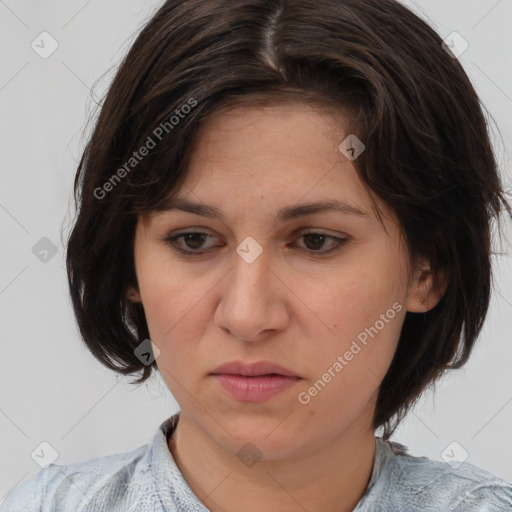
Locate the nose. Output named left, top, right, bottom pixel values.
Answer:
left=214, top=239, right=289, bottom=342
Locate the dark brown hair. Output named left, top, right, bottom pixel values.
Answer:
left=66, top=0, right=510, bottom=438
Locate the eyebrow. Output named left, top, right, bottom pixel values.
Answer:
left=156, top=197, right=369, bottom=223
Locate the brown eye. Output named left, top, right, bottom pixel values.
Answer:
left=302, top=233, right=330, bottom=251
left=295, top=232, right=349, bottom=254
left=163, top=231, right=218, bottom=254
left=179, top=233, right=209, bottom=250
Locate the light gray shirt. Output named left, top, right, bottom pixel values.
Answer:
left=1, top=412, right=511, bottom=511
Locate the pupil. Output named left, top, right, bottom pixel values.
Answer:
left=185, top=234, right=206, bottom=249
left=304, top=234, right=325, bottom=251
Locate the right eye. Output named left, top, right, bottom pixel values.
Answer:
left=163, top=231, right=220, bottom=254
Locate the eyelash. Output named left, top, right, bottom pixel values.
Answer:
left=162, top=230, right=349, bottom=256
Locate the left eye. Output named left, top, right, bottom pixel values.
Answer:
left=163, top=231, right=348, bottom=255
left=295, top=232, right=348, bottom=253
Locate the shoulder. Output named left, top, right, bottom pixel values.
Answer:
left=0, top=443, right=154, bottom=512
left=361, top=438, right=512, bottom=512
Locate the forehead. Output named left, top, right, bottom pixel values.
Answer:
left=189, top=102, right=345, bottom=163
left=181, top=103, right=361, bottom=198
left=141, top=102, right=395, bottom=231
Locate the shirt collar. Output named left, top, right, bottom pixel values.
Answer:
left=150, top=412, right=209, bottom=511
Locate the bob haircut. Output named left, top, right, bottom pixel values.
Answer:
left=66, top=0, right=510, bottom=438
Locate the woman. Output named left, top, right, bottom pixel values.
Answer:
left=2, top=0, right=511, bottom=510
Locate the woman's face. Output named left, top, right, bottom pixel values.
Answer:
left=128, top=102, right=431, bottom=459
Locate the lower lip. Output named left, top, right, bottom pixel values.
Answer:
left=212, top=374, right=301, bottom=402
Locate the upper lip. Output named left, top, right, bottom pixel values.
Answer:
left=211, top=360, right=299, bottom=378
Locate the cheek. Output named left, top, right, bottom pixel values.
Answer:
left=140, top=271, right=207, bottom=397
left=294, top=247, right=407, bottom=394
left=134, top=248, right=188, bottom=342
left=294, top=283, right=405, bottom=436
left=135, top=256, right=224, bottom=388
left=300, top=251, right=406, bottom=344
left=141, top=275, right=204, bottom=344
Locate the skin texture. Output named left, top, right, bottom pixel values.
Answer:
left=126, top=103, right=444, bottom=512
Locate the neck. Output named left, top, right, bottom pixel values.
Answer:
left=168, top=411, right=377, bottom=512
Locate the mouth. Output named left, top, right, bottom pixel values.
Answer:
left=211, top=360, right=301, bottom=402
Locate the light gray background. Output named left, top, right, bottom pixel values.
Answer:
left=1, top=0, right=511, bottom=502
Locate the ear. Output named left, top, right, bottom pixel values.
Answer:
left=126, top=284, right=142, bottom=303
left=407, top=258, right=448, bottom=313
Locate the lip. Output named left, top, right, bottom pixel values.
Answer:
left=212, top=374, right=301, bottom=402
left=211, top=360, right=299, bottom=378
left=211, top=361, right=301, bottom=403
